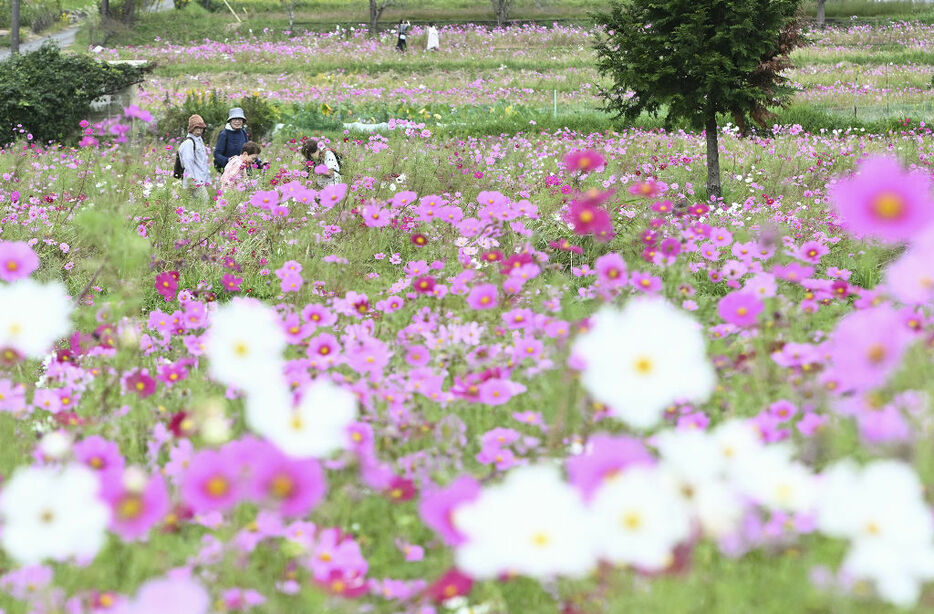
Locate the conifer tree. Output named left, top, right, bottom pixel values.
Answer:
left=593, top=0, right=803, bottom=199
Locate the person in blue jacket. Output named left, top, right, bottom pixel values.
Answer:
left=214, top=107, right=251, bottom=173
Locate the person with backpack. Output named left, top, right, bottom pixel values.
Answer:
left=301, top=137, right=342, bottom=188
left=177, top=114, right=212, bottom=201
left=213, top=107, right=251, bottom=173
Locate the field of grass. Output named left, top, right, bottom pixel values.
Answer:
left=4, top=6, right=934, bottom=614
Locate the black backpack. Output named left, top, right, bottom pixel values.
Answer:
left=173, top=136, right=195, bottom=179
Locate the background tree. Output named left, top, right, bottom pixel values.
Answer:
left=491, top=0, right=510, bottom=27
left=817, top=0, right=826, bottom=27
left=593, top=0, right=803, bottom=199
left=369, top=0, right=394, bottom=37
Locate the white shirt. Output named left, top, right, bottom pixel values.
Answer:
left=427, top=26, right=440, bottom=50
left=178, top=134, right=212, bottom=188
left=315, top=149, right=342, bottom=188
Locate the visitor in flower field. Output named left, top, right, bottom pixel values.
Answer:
left=220, top=141, right=261, bottom=188
left=301, top=137, right=342, bottom=188
left=178, top=114, right=212, bottom=201
left=426, top=22, right=440, bottom=51
left=396, top=20, right=410, bottom=52
left=213, top=107, right=252, bottom=173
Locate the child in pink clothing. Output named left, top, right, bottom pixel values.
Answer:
left=220, top=141, right=261, bottom=188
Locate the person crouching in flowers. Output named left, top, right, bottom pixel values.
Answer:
left=220, top=141, right=261, bottom=189
left=301, top=138, right=342, bottom=188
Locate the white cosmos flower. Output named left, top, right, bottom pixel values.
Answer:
left=0, top=464, right=111, bottom=564
left=0, top=280, right=72, bottom=359
left=732, top=445, right=816, bottom=513
left=205, top=299, right=286, bottom=393
left=245, top=378, right=358, bottom=458
left=654, top=429, right=743, bottom=537
left=573, top=298, right=715, bottom=429
left=455, top=464, right=596, bottom=579
left=817, top=460, right=934, bottom=607
left=590, top=465, right=691, bottom=571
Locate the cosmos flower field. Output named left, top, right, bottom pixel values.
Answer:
left=2, top=18, right=934, bottom=614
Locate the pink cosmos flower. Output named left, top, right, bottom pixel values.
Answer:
left=564, top=200, right=613, bottom=239
left=466, top=284, right=498, bottom=310
left=154, top=271, right=178, bottom=302
left=103, top=473, right=170, bottom=541
left=318, top=184, right=348, bottom=209
left=362, top=204, right=392, bottom=228
left=566, top=433, right=654, bottom=501
left=113, top=576, right=209, bottom=614
left=594, top=252, right=628, bottom=287
left=74, top=435, right=126, bottom=480
left=221, top=273, right=242, bottom=292
left=250, top=190, right=280, bottom=209
left=181, top=449, right=242, bottom=513
left=0, top=241, right=39, bottom=282
left=828, top=156, right=934, bottom=244
left=628, top=180, right=665, bottom=198
left=418, top=476, right=481, bottom=546
left=251, top=448, right=326, bottom=517
left=280, top=272, right=304, bottom=293
left=825, top=304, right=913, bottom=393
left=391, top=190, right=418, bottom=208
left=630, top=271, right=662, bottom=293
left=717, top=291, right=765, bottom=327
left=564, top=150, right=605, bottom=173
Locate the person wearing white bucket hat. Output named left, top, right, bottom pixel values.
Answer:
left=213, top=107, right=251, bottom=172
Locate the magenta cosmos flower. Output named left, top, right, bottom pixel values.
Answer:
left=825, top=304, right=913, bottom=393
left=828, top=156, right=934, bottom=244
left=0, top=241, right=40, bottom=282
left=717, top=291, right=764, bottom=327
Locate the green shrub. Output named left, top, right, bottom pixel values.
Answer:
left=285, top=102, right=345, bottom=133
left=156, top=90, right=279, bottom=142
left=0, top=43, right=149, bottom=144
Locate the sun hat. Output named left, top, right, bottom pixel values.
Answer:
left=227, top=107, right=247, bottom=122
left=187, top=114, right=207, bottom=133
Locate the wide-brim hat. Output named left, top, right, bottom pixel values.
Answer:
left=227, top=107, right=247, bottom=122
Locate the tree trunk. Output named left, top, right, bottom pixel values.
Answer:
left=11, top=0, right=20, bottom=54
left=369, top=0, right=390, bottom=38
left=705, top=112, right=721, bottom=200
left=288, top=0, right=294, bottom=31
left=101, top=0, right=109, bottom=18
left=491, top=0, right=506, bottom=27
left=816, top=0, right=825, bottom=27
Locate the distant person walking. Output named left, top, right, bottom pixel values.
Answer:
left=302, top=138, right=342, bottom=188
left=426, top=22, right=440, bottom=51
left=179, top=114, right=212, bottom=201
left=214, top=107, right=250, bottom=173
left=396, top=19, right=410, bottom=52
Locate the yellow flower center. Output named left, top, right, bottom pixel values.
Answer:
left=872, top=192, right=905, bottom=220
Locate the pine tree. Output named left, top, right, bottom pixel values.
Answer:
left=593, top=0, right=803, bottom=199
